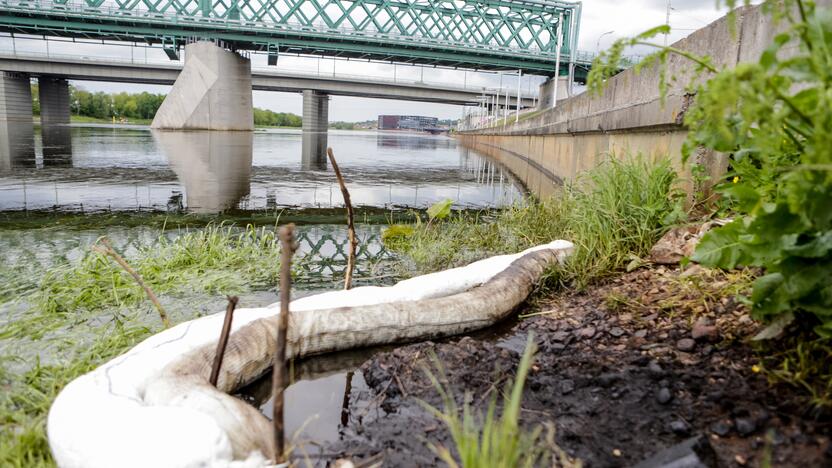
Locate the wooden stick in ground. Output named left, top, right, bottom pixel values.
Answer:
left=209, top=296, right=238, bottom=387
left=91, top=238, right=171, bottom=328
left=326, top=147, right=356, bottom=290
left=272, top=224, right=297, bottom=464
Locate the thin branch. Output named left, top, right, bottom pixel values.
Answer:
left=209, top=295, right=238, bottom=388
left=327, top=147, right=357, bottom=290
left=92, top=238, right=170, bottom=328
left=273, top=224, right=297, bottom=464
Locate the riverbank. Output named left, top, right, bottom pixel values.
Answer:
left=329, top=264, right=831, bottom=466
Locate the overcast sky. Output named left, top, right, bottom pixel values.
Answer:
left=0, top=1, right=743, bottom=121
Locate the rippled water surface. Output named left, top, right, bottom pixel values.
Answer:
left=0, top=124, right=523, bottom=212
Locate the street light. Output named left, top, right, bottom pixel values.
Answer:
left=596, top=30, right=614, bottom=52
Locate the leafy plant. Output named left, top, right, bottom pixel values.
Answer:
left=591, top=0, right=832, bottom=337
left=427, top=199, right=453, bottom=223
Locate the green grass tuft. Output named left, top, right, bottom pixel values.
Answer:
left=388, top=156, right=684, bottom=289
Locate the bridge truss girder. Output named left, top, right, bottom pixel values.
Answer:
left=0, top=0, right=587, bottom=76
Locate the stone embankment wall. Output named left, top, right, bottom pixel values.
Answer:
left=458, top=2, right=827, bottom=198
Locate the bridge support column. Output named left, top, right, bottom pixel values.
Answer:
left=151, top=41, right=253, bottom=131
left=537, top=76, right=570, bottom=110
left=38, top=77, right=71, bottom=126
left=301, top=90, right=329, bottom=170
left=0, top=72, right=35, bottom=171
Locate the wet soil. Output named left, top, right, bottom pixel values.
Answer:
left=327, top=266, right=832, bottom=467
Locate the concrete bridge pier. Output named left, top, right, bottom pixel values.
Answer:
left=301, top=90, right=329, bottom=170
left=152, top=41, right=253, bottom=131
left=0, top=72, right=35, bottom=170
left=38, top=77, right=73, bottom=166
left=38, top=77, right=71, bottom=126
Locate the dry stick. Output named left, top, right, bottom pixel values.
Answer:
left=209, top=295, right=238, bottom=387
left=326, top=147, right=356, bottom=290
left=91, top=238, right=170, bottom=328
left=272, top=224, right=297, bottom=465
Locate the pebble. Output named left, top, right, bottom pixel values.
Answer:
left=578, top=326, right=597, bottom=339
left=670, top=419, right=691, bottom=435
left=560, top=379, right=575, bottom=395
left=609, top=327, right=626, bottom=337
left=597, top=373, right=620, bottom=388
left=676, top=338, right=696, bottom=352
left=657, top=387, right=673, bottom=404
left=710, top=420, right=732, bottom=436
left=692, top=318, right=719, bottom=342
left=551, top=331, right=570, bottom=342
left=634, top=329, right=648, bottom=338
left=648, top=361, right=665, bottom=378
left=735, top=417, right=756, bottom=437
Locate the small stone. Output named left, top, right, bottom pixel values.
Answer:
left=692, top=318, right=720, bottom=342
left=612, top=448, right=622, bottom=457
left=670, top=420, right=690, bottom=435
left=635, top=329, right=648, bottom=338
left=648, top=361, right=665, bottom=378
left=551, top=331, right=570, bottom=342
left=676, top=338, right=696, bottom=352
left=710, top=420, right=732, bottom=436
left=657, top=387, right=673, bottom=404
left=734, top=454, right=747, bottom=465
left=578, top=326, right=597, bottom=339
left=735, top=418, right=756, bottom=437
left=597, top=373, right=620, bottom=388
left=609, top=327, right=626, bottom=337
left=560, top=379, right=575, bottom=395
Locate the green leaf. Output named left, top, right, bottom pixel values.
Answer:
left=427, top=199, right=453, bottom=221
left=690, top=219, right=751, bottom=269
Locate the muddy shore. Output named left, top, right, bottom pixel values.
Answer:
left=326, top=266, right=832, bottom=467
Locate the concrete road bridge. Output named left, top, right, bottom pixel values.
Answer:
left=0, top=51, right=538, bottom=106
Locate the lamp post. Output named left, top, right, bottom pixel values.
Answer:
left=596, top=30, right=614, bottom=52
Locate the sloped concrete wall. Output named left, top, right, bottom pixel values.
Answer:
left=152, top=42, right=253, bottom=131
left=460, top=1, right=830, bottom=197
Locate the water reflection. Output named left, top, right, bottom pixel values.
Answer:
left=153, top=130, right=253, bottom=213
left=41, top=126, right=73, bottom=167
left=301, top=131, right=328, bottom=171
left=376, top=133, right=453, bottom=150
left=0, top=126, right=524, bottom=212
left=0, top=121, right=35, bottom=171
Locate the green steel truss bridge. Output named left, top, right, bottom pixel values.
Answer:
left=0, top=0, right=587, bottom=76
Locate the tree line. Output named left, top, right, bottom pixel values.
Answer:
left=31, top=85, right=303, bottom=127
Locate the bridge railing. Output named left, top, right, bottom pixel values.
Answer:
left=0, top=0, right=585, bottom=60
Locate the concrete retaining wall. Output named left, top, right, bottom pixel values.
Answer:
left=459, top=1, right=829, bottom=197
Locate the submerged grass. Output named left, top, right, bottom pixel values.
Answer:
left=391, top=156, right=684, bottom=289
left=2, top=224, right=284, bottom=340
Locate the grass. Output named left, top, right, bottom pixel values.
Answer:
left=0, top=322, right=153, bottom=467
left=420, top=334, right=580, bottom=468
left=2, top=224, right=285, bottom=340
left=388, top=156, right=685, bottom=289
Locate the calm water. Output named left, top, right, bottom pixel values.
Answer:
left=0, top=124, right=524, bottom=213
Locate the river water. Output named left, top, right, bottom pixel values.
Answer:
left=0, top=125, right=522, bottom=212
left=0, top=124, right=524, bottom=461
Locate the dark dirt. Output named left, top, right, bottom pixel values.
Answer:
left=326, top=265, right=832, bottom=467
